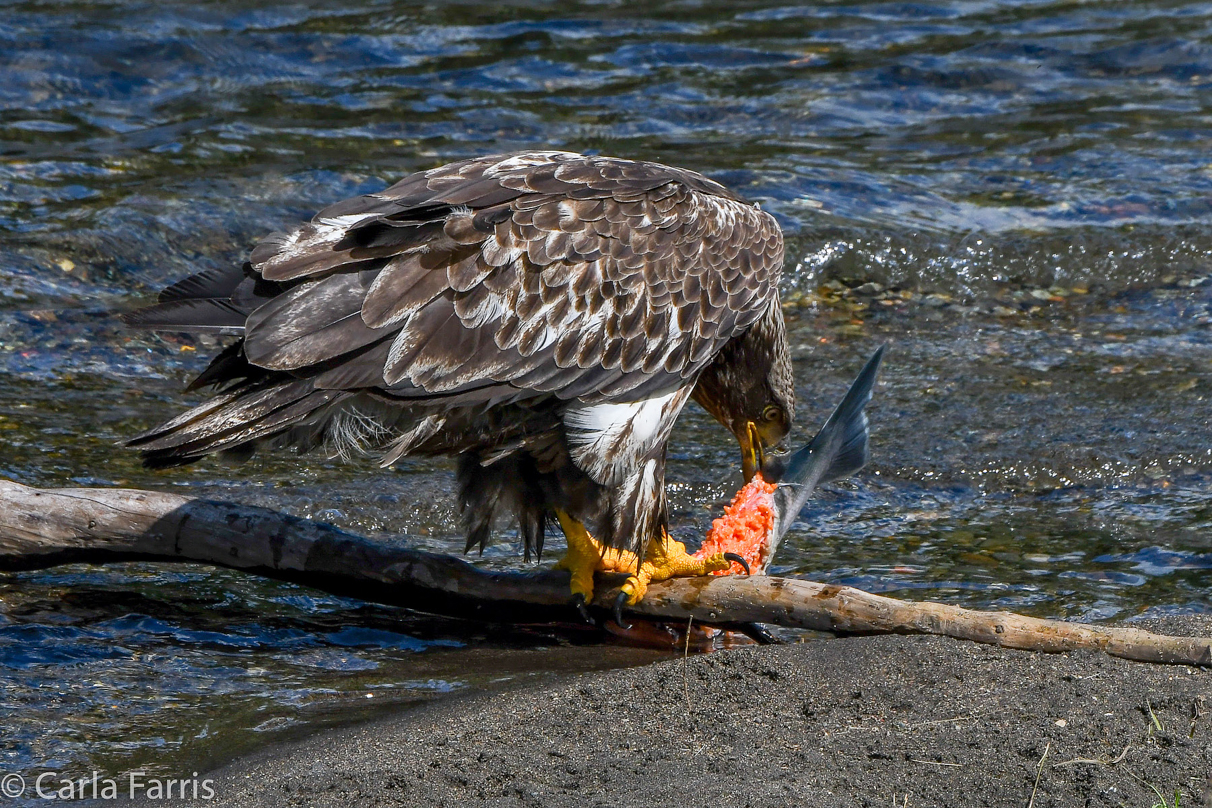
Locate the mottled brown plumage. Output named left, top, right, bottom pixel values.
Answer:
left=122, top=151, right=795, bottom=561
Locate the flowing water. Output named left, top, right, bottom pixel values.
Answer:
left=2, top=0, right=1211, bottom=790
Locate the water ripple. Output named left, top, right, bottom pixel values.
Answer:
left=2, top=0, right=1211, bottom=787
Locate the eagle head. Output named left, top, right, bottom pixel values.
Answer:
left=692, top=299, right=795, bottom=482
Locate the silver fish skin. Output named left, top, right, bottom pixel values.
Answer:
left=761, top=345, right=885, bottom=569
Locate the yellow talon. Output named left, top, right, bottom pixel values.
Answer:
left=554, top=511, right=641, bottom=605
left=553, top=511, right=600, bottom=602
left=555, top=515, right=736, bottom=627
left=617, top=530, right=732, bottom=606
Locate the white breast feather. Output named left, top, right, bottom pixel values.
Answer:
left=563, top=388, right=690, bottom=485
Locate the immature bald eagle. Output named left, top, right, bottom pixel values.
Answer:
left=123, top=151, right=794, bottom=620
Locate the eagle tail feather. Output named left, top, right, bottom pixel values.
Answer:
left=129, top=377, right=350, bottom=469
left=456, top=453, right=549, bottom=561
left=120, top=263, right=282, bottom=334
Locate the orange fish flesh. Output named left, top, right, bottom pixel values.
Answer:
left=693, top=473, right=777, bottom=575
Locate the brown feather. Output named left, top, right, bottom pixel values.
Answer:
left=243, top=273, right=389, bottom=370
left=123, top=150, right=788, bottom=560
left=361, top=258, right=449, bottom=329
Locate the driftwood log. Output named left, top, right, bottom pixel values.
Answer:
left=0, top=479, right=1208, bottom=667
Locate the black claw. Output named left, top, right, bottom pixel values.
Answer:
left=613, top=591, right=632, bottom=630
left=572, top=593, right=595, bottom=626
left=724, top=552, right=751, bottom=575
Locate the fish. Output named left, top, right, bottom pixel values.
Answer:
left=764, top=343, right=885, bottom=566
left=695, top=344, right=885, bottom=575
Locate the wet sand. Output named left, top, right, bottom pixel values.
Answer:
left=195, top=616, right=1211, bottom=808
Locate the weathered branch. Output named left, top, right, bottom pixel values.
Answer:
left=0, top=479, right=1208, bottom=667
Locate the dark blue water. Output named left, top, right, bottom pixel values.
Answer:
left=2, top=0, right=1211, bottom=790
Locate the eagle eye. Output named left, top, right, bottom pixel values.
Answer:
left=762, top=405, right=781, bottom=423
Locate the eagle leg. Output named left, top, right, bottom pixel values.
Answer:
left=552, top=511, right=641, bottom=618
left=553, top=515, right=742, bottom=626
left=614, top=530, right=736, bottom=619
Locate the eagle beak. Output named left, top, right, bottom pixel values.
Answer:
left=739, top=420, right=766, bottom=483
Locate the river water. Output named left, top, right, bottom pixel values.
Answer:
left=2, top=0, right=1211, bottom=786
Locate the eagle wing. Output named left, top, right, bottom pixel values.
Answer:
left=125, top=152, right=784, bottom=498
left=237, top=151, right=784, bottom=409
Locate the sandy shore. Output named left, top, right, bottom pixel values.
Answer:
left=193, top=616, right=1210, bottom=807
